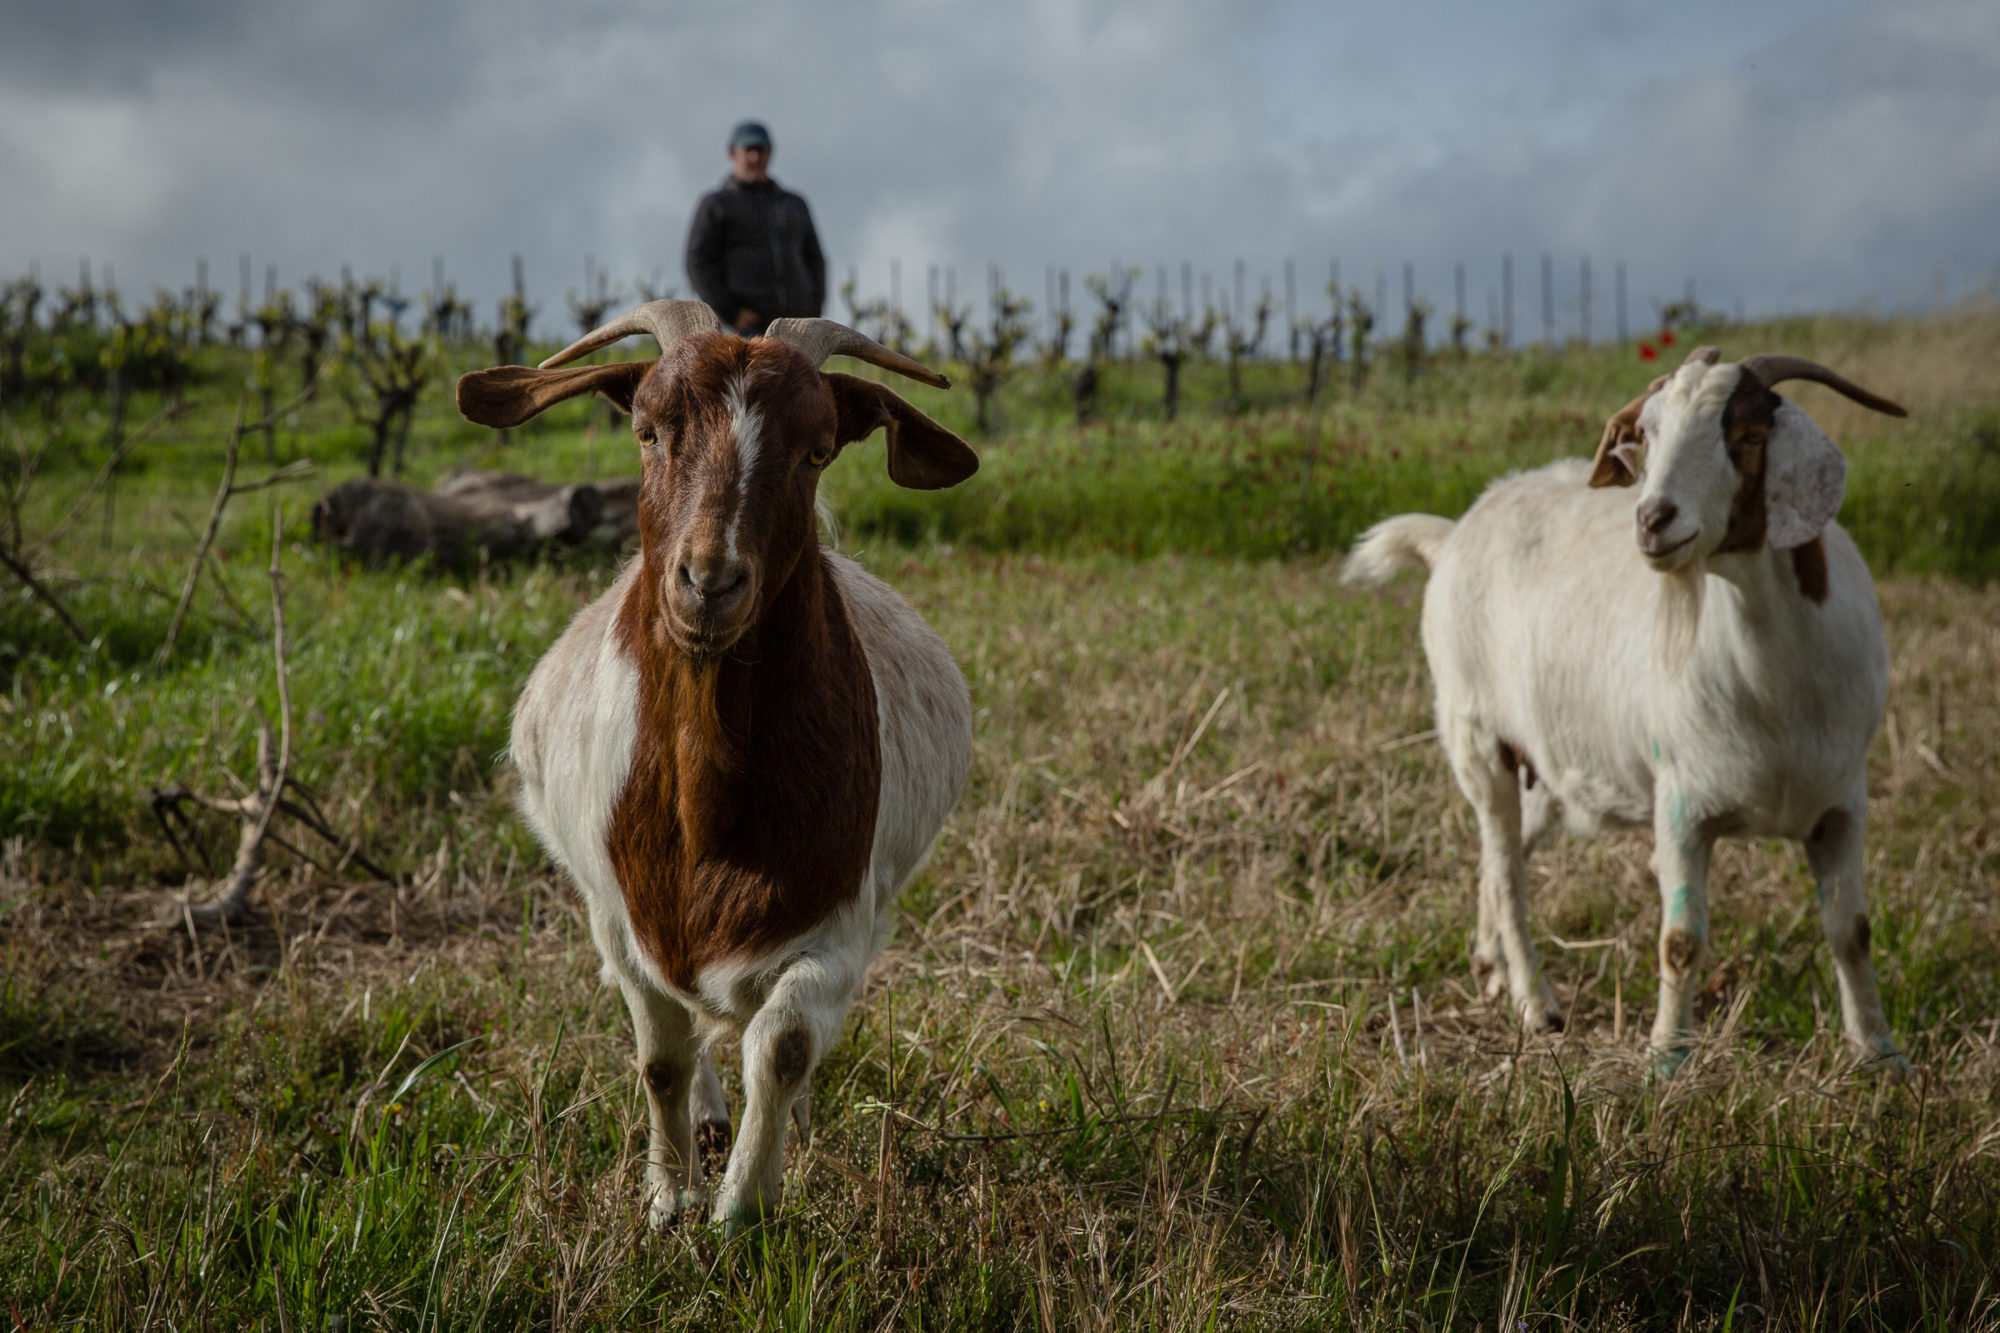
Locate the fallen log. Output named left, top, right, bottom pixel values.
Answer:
left=309, top=470, right=637, bottom=569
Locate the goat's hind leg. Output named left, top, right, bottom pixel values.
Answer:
left=1805, top=804, right=1905, bottom=1072
left=691, top=1051, right=732, bottom=1156
left=1450, top=730, right=1562, bottom=1032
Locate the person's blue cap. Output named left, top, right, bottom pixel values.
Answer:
left=729, top=121, right=772, bottom=150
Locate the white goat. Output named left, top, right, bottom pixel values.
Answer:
left=1343, top=347, right=1910, bottom=1074
left=456, top=301, right=977, bottom=1227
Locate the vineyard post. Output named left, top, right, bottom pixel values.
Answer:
left=238, top=254, right=252, bottom=345
left=1329, top=259, right=1340, bottom=357
left=1581, top=256, right=1593, bottom=345
left=1540, top=253, right=1553, bottom=347
left=1285, top=258, right=1297, bottom=361
left=1616, top=262, right=1628, bottom=343
left=928, top=265, right=939, bottom=353
left=945, top=267, right=957, bottom=357
left=1181, top=262, right=1192, bottom=320
left=1502, top=253, right=1514, bottom=349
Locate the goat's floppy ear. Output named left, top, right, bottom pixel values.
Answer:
left=824, top=372, right=979, bottom=489
left=1589, top=373, right=1668, bottom=488
left=1764, top=402, right=1846, bottom=548
left=457, top=360, right=653, bottom=429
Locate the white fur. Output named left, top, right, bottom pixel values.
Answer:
left=510, top=550, right=971, bottom=1225
left=1343, top=361, right=1901, bottom=1073
left=724, top=376, right=760, bottom=565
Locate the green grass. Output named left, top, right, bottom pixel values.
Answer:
left=2, top=310, right=1998, bottom=1329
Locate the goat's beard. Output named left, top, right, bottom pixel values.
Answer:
left=1652, top=559, right=1705, bottom=676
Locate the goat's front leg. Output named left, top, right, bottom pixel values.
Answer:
left=1451, top=735, right=1561, bottom=1032
left=1805, top=803, right=1905, bottom=1072
left=710, top=959, right=853, bottom=1232
left=616, top=979, right=704, bottom=1229
left=1648, top=789, right=1712, bottom=1077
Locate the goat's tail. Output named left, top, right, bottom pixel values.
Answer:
left=1340, top=514, right=1454, bottom=589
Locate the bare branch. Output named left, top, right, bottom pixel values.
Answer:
left=179, top=502, right=295, bottom=926
left=0, top=543, right=91, bottom=646
left=157, top=406, right=317, bottom=666
left=158, top=398, right=246, bottom=664
left=32, top=400, right=189, bottom=557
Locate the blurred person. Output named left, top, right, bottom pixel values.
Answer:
left=684, top=121, right=826, bottom=337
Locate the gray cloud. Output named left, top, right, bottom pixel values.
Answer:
left=1, top=0, right=1993, bottom=340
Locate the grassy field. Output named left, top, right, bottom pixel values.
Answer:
left=3, top=313, right=1998, bottom=1329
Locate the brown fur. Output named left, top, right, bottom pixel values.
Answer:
left=1791, top=537, right=1830, bottom=603
left=1714, top=370, right=1781, bottom=554
left=607, top=551, right=882, bottom=991
left=457, top=360, right=651, bottom=428
left=1847, top=915, right=1872, bottom=968
left=461, top=330, right=976, bottom=994
left=1664, top=927, right=1702, bottom=976
left=604, top=336, right=888, bottom=991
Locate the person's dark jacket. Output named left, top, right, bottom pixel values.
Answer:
left=684, top=176, right=826, bottom=332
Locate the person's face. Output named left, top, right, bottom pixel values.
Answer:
left=729, top=144, right=771, bottom=182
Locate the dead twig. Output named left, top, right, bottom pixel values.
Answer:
left=0, top=543, right=91, bottom=646
left=29, top=400, right=189, bottom=558
left=168, top=502, right=294, bottom=926
left=1, top=404, right=188, bottom=648
left=157, top=377, right=323, bottom=666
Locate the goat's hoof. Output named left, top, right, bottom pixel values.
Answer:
left=647, top=1186, right=704, bottom=1232
left=1534, top=1011, right=1565, bottom=1035
left=1645, top=1043, right=1693, bottom=1083
left=1862, top=1043, right=1913, bottom=1079
left=718, top=1204, right=772, bottom=1241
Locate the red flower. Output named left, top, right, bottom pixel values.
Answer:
left=1638, top=342, right=1658, bottom=362
left=1659, top=329, right=1678, bottom=347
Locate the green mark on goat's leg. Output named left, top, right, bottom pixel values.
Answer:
left=1667, top=883, right=1706, bottom=940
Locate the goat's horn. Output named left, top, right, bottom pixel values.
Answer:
left=539, top=299, right=721, bottom=369
left=1683, top=345, right=1721, bottom=368
left=1736, top=354, right=1907, bottom=418
left=763, top=318, right=951, bottom=389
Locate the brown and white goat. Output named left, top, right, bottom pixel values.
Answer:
left=457, top=301, right=977, bottom=1228
left=1344, top=348, right=1911, bottom=1076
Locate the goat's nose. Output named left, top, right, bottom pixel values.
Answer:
left=1636, top=498, right=1679, bottom=536
left=680, top=560, right=747, bottom=603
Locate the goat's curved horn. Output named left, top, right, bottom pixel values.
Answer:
left=539, top=299, right=722, bottom=369
left=763, top=318, right=951, bottom=389
left=1736, top=355, right=1907, bottom=418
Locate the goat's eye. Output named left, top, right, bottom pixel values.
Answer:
left=636, top=427, right=661, bottom=453
left=807, top=444, right=834, bottom=468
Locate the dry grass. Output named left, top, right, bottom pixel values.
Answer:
left=4, top=552, right=1997, bottom=1329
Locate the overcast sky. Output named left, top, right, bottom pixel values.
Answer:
left=3, top=0, right=1995, bottom=342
